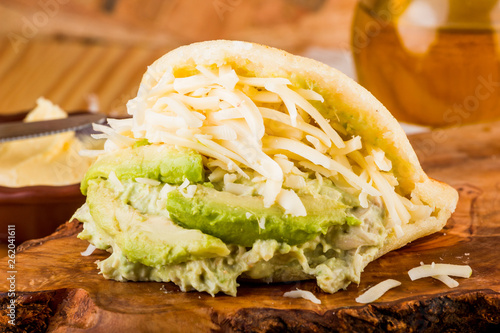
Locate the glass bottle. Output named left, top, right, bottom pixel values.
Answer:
left=352, top=0, right=500, bottom=127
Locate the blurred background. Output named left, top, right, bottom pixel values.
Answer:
left=0, top=0, right=358, bottom=116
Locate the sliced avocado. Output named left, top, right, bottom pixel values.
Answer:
left=166, top=185, right=358, bottom=246
left=86, top=179, right=229, bottom=266
left=132, top=138, right=150, bottom=148
left=81, top=144, right=204, bottom=195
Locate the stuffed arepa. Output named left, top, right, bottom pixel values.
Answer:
left=73, top=40, right=459, bottom=296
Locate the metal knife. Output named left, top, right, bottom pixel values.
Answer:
left=0, top=113, right=107, bottom=143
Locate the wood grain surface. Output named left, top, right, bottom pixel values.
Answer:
left=1, top=121, right=500, bottom=332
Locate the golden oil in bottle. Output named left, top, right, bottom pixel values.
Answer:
left=352, top=0, right=500, bottom=127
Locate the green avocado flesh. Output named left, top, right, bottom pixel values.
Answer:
left=84, top=179, right=229, bottom=267
left=75, top=145, right=388, bottom=295
left=81, top=144, right=204, bottom=195
left=166, top=185, right=359, bottom=246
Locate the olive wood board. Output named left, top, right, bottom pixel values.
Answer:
left=1, top=121, right=500, bottom=332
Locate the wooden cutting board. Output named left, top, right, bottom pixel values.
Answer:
left=1, top=121, right=500, bottom=332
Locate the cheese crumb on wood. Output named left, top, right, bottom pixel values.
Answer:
left=408, top=263, right=472, bottom=281
left=355, top=279, right=401, bottom=304
left=80, top=244, right=97, bottom=256
left=432, top=275, right=459, bottom=288
left=283, top=288, right=321, bottom=304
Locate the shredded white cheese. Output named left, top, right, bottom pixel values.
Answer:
left=284, top=175, right=307, bottom=189
left=276, top=189, right=307, bottom=217
left=355, top=279, right=401, bottom=304
left=264, top=83, right=345, bottom=148
left=432, top=275, right=459, bottom=288
left=159, top=183, right=175, bottom=199
left=408, top=263, right=472, bottom=281
left=95, top=62, right=420, bottom=229
left=80, top=244, right=97, bottom=257
left=257, top=216, right=266, bottom=230
left=372, top=148, right=392, bottom=172
left=261, top=179, right=282, bottom=208
left=259, top=107, right=331, bottom=147
left=296, top=88, right=324, bottom=102
left=273, top=155, right=295, bottom=175
left=350, top=151, right=406, bottom=237
left=180, top=184, right=198, bottom=198
left=224, top=182, right=253, bottom=196
left=93, top=123, right=136, bottom=149
left=283, top=288, right=321, bottom=304
left=173, top=74, right=213, bottom=94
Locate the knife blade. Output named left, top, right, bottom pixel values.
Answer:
left=0, top=113, right=107, bottom=143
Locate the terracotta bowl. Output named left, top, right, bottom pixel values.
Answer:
left=0, top=184, right=84, bottom=245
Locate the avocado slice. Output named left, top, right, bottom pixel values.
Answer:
left=81, top=144, right=204, bottom=195
left=86, top=179, right=230, bottom=266
left=166, top=185, right=360, bottom=246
